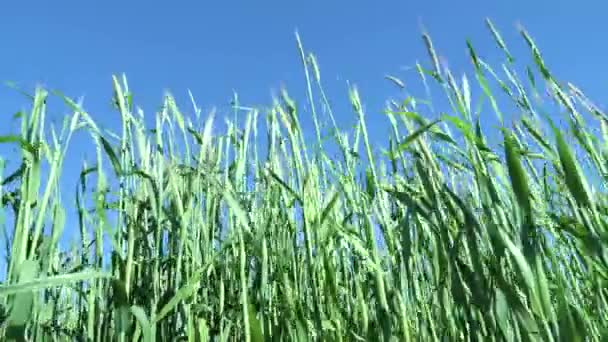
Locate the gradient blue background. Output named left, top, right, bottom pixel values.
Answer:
left=0, top=0, right=606, bottom=264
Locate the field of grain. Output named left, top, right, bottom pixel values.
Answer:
left=0, top=20, right=606, bottom=341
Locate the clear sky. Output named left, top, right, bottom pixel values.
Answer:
left=1, top=1, right=606, bottom=132
left=0, top=1, right=606, bottom=252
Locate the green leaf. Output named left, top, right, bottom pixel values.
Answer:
left=384, top=110, right=427, bottom=127
left=0, top=269, right=111, bottom=297
left=384, top=75, right=405, bottom=89
left=319, top=190, right=340, bottom=227
left=153, top=258, right=222, bottom=324
left=558, top=301, right=586, bottom=342
left=494, top=288, right=512, bottom=341
left=111, top=279, right=131, bottom=335
left=130, top=305, right=153, bottom=342
left=12, top=111, right=24, bottom=120
left=397, top=119, right=441, bottom=152
left=0, top=135, right=37, bottom=155
left=497, top=227, right=544, bottom=318
left=265, top=168, right=303, bottom=205
left=187, top=127, right=204, bottom=145
left=365, top=167, right=376, bottom=199
left=248, top=302, right=264, bottom=342
left=99, top=135, right=122, bottom=176
left=4, top=81, right=34, bottom=100
left=441, top=114, right=474, bottom=139
left=222, top=186, right=251, bottom=232
left=5, top=260, right=38, bottom=341
left=430, top=131, right=459, bottom=146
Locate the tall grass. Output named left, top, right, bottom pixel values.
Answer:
left=0, top=19, right=607, bottom=341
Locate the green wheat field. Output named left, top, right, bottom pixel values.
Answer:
left=0, top=19, right=606, bottom=341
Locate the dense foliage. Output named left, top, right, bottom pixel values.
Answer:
left=0, top=20, right=607, bottom=341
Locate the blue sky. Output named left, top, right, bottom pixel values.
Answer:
left=0, top=1, right=606, bottom=259
left=1, top=1, right=606, bottom=132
